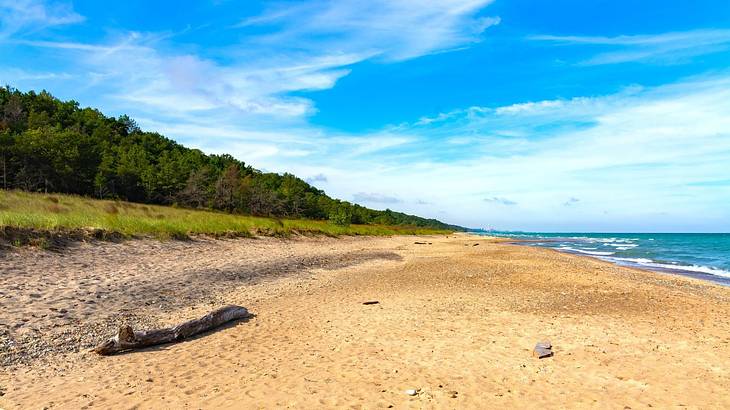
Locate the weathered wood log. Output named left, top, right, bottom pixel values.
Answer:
left=93, top=305, right=250, bottom=355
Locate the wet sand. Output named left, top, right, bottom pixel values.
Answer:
left=1, top=234, right=729, bottom=409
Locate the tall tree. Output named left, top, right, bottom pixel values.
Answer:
left=214, top=164, right=241, bottom=212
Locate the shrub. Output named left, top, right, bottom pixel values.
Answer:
left=329, top=208, right=352, bottom=227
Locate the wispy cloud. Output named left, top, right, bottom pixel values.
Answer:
left=353, top=192, right=402, bottom=204
left=3, top=0, right=499, bottom=127
left=563, top=197, right=580, bottom=207
left=686, top=179, right=730, bottom=187
left=484, top=197, right=517, bottom=206
left=238, top=0, right=500, bottom=61
left=0, top=0, right=84, bottom=38
left=310, top=73, right=730, bottom=230
left=8, top=34, right=357, bottom=118
left=531, top=29, right=730, bottom=65
left=0, top=67, right=72, bottom=80
left=305, top=173, right=328, bottom=184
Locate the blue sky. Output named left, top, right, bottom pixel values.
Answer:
left=2, top=0, right=730, bottom=232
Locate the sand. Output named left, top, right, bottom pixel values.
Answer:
left=1, top=234, right=729, bottom=409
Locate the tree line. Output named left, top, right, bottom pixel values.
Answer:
left=0, top=86, right=463, bottom=230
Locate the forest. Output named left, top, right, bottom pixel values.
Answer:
left=0, top=86, right=463, bottom=231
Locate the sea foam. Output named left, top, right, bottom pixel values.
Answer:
left=609, top=257, right=730, bottom=279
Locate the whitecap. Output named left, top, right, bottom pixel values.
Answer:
left=608, top=257, right=654, bottom=264
left=609, top=257, right=730, bottom=279
left=563, top=248, right=615, bottom=256
left=607, top=243, right=638, bottom=248
left=647, top=263, right=730, bottom=278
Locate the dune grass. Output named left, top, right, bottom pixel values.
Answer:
left=0, top=190, right=450, bottom=243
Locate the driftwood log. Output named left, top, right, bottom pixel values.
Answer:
left=93, top=305, right=250, bottom=355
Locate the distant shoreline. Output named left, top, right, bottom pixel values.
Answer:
left=513, top=239, right=730, bottom=286
left=472, top=233, right=730, bottom=287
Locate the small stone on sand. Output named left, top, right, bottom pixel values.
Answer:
left=533, top=341, right=553, bottom=358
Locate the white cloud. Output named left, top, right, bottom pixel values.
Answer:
left=0, top=0, right=83, bottom=38
left=353, top=192, right=402, bottom=204
left=305, top=173, right=328, bottom=185
left=240, top=0, right=500, bottom=61
left=3, top=0, right=499, bottom=125
left=8, top=35, right=357, bottom=119
left=484, top=197, right=517, bottom=206
left=0, top=67, right=72, bottom=80
left=531, top=29, right=730, bottom=65
left=301, top=73, right=730, bottom=231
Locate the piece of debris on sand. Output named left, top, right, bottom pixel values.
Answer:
left=533, top=341, right=553, bottom=358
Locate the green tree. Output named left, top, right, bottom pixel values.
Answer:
left=115, top=144, right=150, bottom=201
left=329, top=205, right=352, bottom=226
left=214, top=164, right=241, bottom=212
left=0, top=131, right=13, bottom=189
left=177, top=166, right=214, bottom=208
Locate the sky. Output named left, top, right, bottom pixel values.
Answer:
left=2, top=0, right=730, bottom=232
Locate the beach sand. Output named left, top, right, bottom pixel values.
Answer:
left=1, top=234, right=729, bottom=409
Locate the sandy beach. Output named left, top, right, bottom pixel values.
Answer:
left=1, top=233, right=729, bottom=409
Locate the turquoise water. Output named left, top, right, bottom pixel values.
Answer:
left=476, top=232, right=730, bottom=286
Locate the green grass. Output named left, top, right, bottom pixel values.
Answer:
left=0, top=190, right=450, bottom=242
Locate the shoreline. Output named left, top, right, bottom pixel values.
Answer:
left=490, top=235, right=730, bottom=287
left=2, top=234, right=729, bottom=408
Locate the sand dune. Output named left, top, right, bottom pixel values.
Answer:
left=1, top=234, right=729, bottom=409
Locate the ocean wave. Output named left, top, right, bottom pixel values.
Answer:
left=559, top=247, right=615, bottom=256
left=592, top=238, right=637, bottom=243
left=608, top=257, right=653, bottom=264
left=507, top=234, right=729, bottom=283
left=609, top=257, right=730, bottom=279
